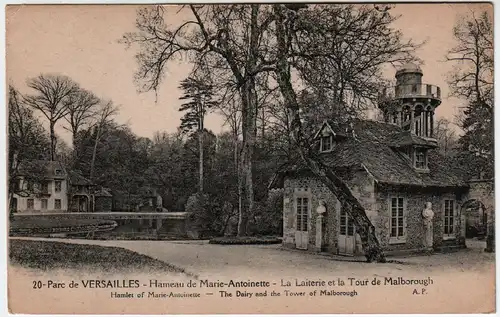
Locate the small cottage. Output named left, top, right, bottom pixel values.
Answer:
left=269, top=64, right=472, bottom=256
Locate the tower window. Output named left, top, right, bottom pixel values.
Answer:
left=401, top=106, right=411, bottom=131
left=414, top=105, right=424, bottom=136
left=415, top=148, right=427, bottom=169
left=320, top=135, right=333, bottom=152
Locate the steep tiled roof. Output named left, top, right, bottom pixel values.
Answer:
left=389, top=131, right=437, bottom=148
left=17, top=160, right=67, bottom=179
left=270, top=119, right=467, bottom=189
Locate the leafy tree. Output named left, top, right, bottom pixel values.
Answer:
left=271, top=4, right=420, bottom=262
left=8, top=85, right=50, bottom=212
left=121, top=5, right=277, bottom=236
left=122, top=4, right=420, bottom=261
left=446, top=10, right=493, bottom=179
left=146, top=131, right=188, bottom=210
left=178, top=77, right=216, bottom=192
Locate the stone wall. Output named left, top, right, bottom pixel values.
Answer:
left=283, top=172, right=467, bottom=255
left=282, top=169, right=377, bottom=254
left=375, top=186, right=466, bottom=252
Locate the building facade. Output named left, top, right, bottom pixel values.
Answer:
left=270, top=64, right=472, bottom=256
left=12, top=161, right=69, bottom=212
left=11, top=161, right=113, bottom=213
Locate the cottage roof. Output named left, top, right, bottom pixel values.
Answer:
left=270, top=119, right=467, bottom=189
left=17, top=160, right=67, bottom=179
left=389, top=131, right=438, bottom=148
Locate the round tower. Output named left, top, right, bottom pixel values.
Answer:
left=379, top=63, right=441, bottom=139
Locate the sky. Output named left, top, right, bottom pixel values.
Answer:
left=6, top=3, right=493, bottom=144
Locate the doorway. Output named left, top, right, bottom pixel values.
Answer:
left=295, top=196, right=309, bottom=250
left=338, top=205, right=356, bottom=255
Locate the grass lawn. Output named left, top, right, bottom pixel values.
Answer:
left=9, top=239, right=188, bottom=274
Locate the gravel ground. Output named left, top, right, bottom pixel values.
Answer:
left=10, top=237, right=494, bottom=279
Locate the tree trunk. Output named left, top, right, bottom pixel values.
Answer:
left=198, top=129, right=204, bottom=193
left=237, top=80, right=257, bottom=236
left=72, top=127, right=79, bottom=169
left=90, top=126, right=101, bottom=181
left=236, top=5, right=259, bottom=237
left=49, top=121, right=56, bottom=161
left=273, top=4, right=385, bottom=262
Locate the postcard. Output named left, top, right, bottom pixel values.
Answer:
left=6, top=2, right=495, bottom=314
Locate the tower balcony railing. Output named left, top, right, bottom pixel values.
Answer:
left=379, top=84, right=441, bottom=101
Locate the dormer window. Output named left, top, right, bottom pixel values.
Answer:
left=55, top=169, right=63, bottom=176
left=320, top=135, right=333, bottom=153
left=414, top=148, right=427, bottom=170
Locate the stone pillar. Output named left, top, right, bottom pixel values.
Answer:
left=430, top=111, right=434, bottom=137
left=410, top=105, right=415, bottom=133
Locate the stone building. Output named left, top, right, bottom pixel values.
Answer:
left=12, top=160, right=69, bottom=212
left=269, top=64, right=488, bottom=256
left=11, top=160, right=114, bottom=213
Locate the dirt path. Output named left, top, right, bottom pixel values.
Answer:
left=10, top=237, right=494, bottom=279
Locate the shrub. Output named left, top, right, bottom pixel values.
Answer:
left=248, top=190, right=283, bottom=236
left=185, top=193, right=233, bottom=239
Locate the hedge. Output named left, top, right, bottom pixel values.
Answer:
left=209, top=236, right=282, bottom=245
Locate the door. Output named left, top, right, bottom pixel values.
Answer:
left=295, top=197, right=309, bottom=250
left=338, top=206, right=356, bottom=255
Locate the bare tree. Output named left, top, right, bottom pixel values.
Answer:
left=270, top=4, right=421, bottom=262
left=121, top=5, right=277, bottom=236
left=446, top=10, right=493, bottom=109
left=24, top=74, right=80, bottom=161
left=445, top=9, right=494, bottom=252
left=63, top=88, right=101, bottom=148
left=434, top=118, right=458, bottom=158
left=89, top=100, right=119, bottom=181
left=446, top=10, right=493, bottom=172
left=122, top=4, right=420, bottom=260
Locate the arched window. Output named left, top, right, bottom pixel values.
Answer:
left=401, top=105, right=411, bottom=131
left=426, top=106, right=433, bottom=137
left=414, top=105, right=423, bottom=136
